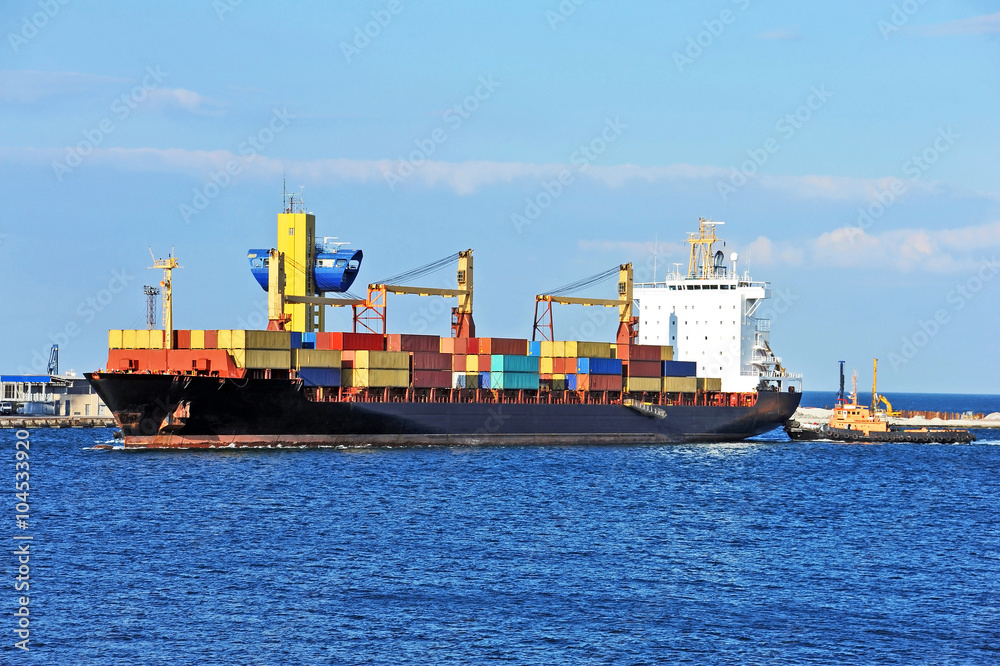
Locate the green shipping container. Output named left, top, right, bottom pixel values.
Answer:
left=489, top=371, right=540, bottom=390
left=490, top=355, right=540, bottom=373
left=354, top=350, right=410, bottom=370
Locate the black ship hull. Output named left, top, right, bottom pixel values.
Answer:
left=783, top=420, right=975, bottom=444
left=87, top=373, right=802, bottom=449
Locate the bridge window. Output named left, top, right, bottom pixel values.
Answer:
left=335, top=258, right=348, bottom=268
left=348, top=260, right=359, bottom=270
left=251, top=258, right=263, bottom=268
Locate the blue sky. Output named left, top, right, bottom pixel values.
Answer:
left=1, top=0, right=999, bottom=392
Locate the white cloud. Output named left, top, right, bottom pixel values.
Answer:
left=754, top=28, right=801, bottom=40
left=780, top=221, right=1000, bottom=273
left=146, top=88, right=227, bottom=116
left=916, top=11, right=1000, bottom=36
left=0, top=70, right=131, bottom=103
left=0, top=147, right=983, bottom=205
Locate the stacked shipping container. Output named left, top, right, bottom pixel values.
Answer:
left=106, top=329, right=718, bottom=395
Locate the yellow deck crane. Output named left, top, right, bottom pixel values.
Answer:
left=264, top=249, right=366, bottom=331
left=532, top=263, right=636, bottom=345
left=149, top=248, right=182, bottom=349
left=353, top=250, right=475, bottom=338
left=871, top=358, right=902, bottom=417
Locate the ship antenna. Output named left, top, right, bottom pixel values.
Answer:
left=653, top=233, right=658, bottom=283
left=837, top=360, right=845, bottom=403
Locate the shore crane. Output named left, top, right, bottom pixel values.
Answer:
left=532, top=263, right=637, bottom=345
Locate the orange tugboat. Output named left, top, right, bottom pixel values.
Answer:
left=785, top=360, right=975, bottom=443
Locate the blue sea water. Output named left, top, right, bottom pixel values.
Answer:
left=8, top=427, right=1000, bottom=664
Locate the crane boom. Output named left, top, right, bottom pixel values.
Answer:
left=533, top=263, right=636, bottom=343
left=352, top=249, right=474, bottom=337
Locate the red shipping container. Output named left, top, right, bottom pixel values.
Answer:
left=174, top=330, right=191, bottom=349
left=336, top=332, right=385, bottom=351
left=387, top=334, right=440, bottom=352
left=478, top=337, right=528, bottom=356
left=341, top=350, right=355, bottom=368
left=462, top=338, right=479, bottom=355
left=616, top=344, right=662, bottom=362
left=412, top=352, right=451, bottom=370
left=577, top=373, right=621, bottom=392
left=478, top=354, right=491, bottom=370
left=440, top=337, right=456, bottom=354
left=627, top=360, right=661, bottom=377
left=166, top=349, right=240, bottom=376
left=412, top=370, right=451, bottom=388
left=315, top=332, right=384, bottom=351
left=204, top=330, right=219, bottom=349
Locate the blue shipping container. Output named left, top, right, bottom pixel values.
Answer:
left=490, top=355, right=540, bottom=373
left=662, top=360, right=697, bottom=377
left=566, top=373, right=577, bottom=390
left=302, top=332, right=316, bottom=344
left=289, top=332, right=303, bottom=349
left=576, top=357, right=623, bottom=375
left=298, top=367, right=341, bottom=387
left=528, top=341, right=541, bottom=357
left=479, top=371, right=491, bottom=388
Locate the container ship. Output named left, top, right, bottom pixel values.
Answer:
left=87, top=197, right=802, bottom=449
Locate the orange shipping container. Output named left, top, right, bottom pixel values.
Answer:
left=440, top=337, right=456, bottom=355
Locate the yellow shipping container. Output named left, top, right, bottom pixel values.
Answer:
left=697, top=377, right=723, bottom=391
left=343, top=368, right=409, bottom=387
left=240, top=350, right=291, bottom=369
left=354, top=350, right=410, bottom=370
left=626, top=376, right=661, bottom=393
left=292, top=349, right=341, bottom=369
left=191, top=330, right=205, bottom=349
left=540, top=357, right=554, bottom=374
left=565, top=341, right=613, bottom=358
left=218, top=329, right=232, bottom=349
left=662, top=376, right=698, bottom=393
left=540, top=341, right=555, bottom=357
left=108, top=330, right=123, bottom=349
left=135, top=329, right=150, bottom=348
left=660, top=346, right=674, bottom=361
left=149, top=329, right=165, bottom=350
left=553, top=341, right=566, bottom=357
left=122, top=329, right=137, bottom=349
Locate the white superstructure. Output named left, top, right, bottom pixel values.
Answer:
left=634, top=220, right=802, bottom=394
